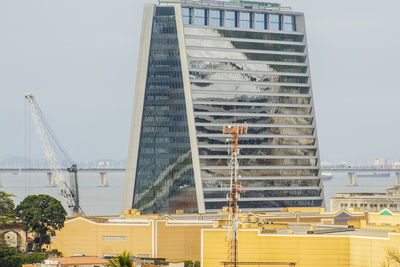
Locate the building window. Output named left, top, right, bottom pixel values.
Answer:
left=225, top=11, right=237, bottom=28
left=240, top=12, right=252, bottom=29
left=255, top=13, right=266, bottom=30
left=284, top=15, right=296, bottom=32
left=194, top=8, right=207, bottom=26
left=103, top=236, right=126, bottom=241
left=210, top=10, right=223, bottom=27
left=270, top=14, right=281, bottom=31
left=182, top=8, right=192, bottom=25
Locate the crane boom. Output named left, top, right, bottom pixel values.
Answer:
left=25, top=93, right=79, bottom=213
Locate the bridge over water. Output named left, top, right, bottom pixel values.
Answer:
left=0, top=167, right=399, bottom=187
left=322, top=167, right=400, bottom=186
left=0, top=168, right=125, bottom=187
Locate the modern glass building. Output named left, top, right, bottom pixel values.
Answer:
left=123, top=0, right=324, bottom=214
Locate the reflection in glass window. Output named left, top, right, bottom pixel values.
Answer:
left=133, top=7, right=197, bottom=214
left=239, top=12, right=252, bottom=29
left=195, top=9, right=207, bottom=26
left=255, top=13, right=266, bottom=30
left=182, top=7, right=192, bottom=25
left=225, top=11, right=237, bottom=28
left=284, top=15, right=296, bottom=32
left=270, top=14, right=281, bottom=31
left=209, top=10, right=223, bottom=27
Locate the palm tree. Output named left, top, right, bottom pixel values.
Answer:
left=382, top=248, right=400, bottom=267
left=108, top=251, right=133, bottom=267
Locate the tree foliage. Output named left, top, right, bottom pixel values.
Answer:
left=184, top=260, right=200, bottom=267
left=382, top=248, right=400, bottom=267
left=0, top=191, right=17, bottom=226
left=0, top=246, right=22, bottom=267
left=0, top=245, right=48, bottom=267
left=16, top=194, right=66, bottom=251
left=108, top=251, right=133, bottom=267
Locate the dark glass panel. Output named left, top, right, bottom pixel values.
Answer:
left=187, top=49, right=306, bottom=63
left=205, top=199, right=323, bottom=210
left=193, top=104, right=311, bottom=115
left=204, top=189, right=321, bottom=198
left=192, top=93, right=311, bottom=105
left=133, top=7, right=197, bottom=214
left=184, top=27, right=304, bottom=42
left=188, top=60, right=307, bottom=73
left=195, top=125, right=314, bottom=136
left=201, top=168, right=319, bottom=177
left=231, top=42, right=304, bottom=53
left=197, top=136, right=315, bottom=146
left=194, top=115, right=313, bottom=126
left=189, top=71, right=308, bottom=84
left=198, top=147, right=317, bottom=156
left=186, top=37, right=305, bottom=53
left=191, top=83, right=310, bottom=95
left=203, top=178, right=320, bottom=188
left=200, top=158, right=317, bottom=167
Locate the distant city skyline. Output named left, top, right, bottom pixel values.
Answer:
left=1, top=0, right=400, bottom=165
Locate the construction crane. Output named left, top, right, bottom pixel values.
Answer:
left=25, top=93, right=81, bottom=214
left=223, top=123, right=247, bottom=267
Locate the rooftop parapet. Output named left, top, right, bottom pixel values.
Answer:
left=159, top=0, right=292, bottom=12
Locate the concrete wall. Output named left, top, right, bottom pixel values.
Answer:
left=51, top=217, right=212, bottom=262
left=202, top=229, right=400, bottom=267
left=51, top=217, right=153, bottom=257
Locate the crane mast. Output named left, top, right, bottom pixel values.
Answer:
left=25, top=94, right=80, bottom=214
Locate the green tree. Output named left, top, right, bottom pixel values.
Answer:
left=108, top=251, right=133, bottom=267
left=0, top=191, right=17, bottom=226
left=0, top=245, right=50, bottom=267
left=21, top=251, right=48, bottom=264
left=0, top=245, right=22, bottom=267
left=16, top=194, right=66, bottom=251
left=184, top=260, right=194, bottom=267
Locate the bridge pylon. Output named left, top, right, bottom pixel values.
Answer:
left=347, top=172, right=357, bottom=186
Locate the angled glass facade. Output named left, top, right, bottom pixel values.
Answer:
left=124, top=0, right=324, bottom=214
left=132, top=6, right=197, bottom=214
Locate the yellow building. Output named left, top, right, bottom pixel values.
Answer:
left=51, top=209, right=213, bottom=262
left=51, top=208, right=400, bottom=267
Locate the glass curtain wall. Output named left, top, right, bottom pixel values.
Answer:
left=133, top=6, right=198, bottom=214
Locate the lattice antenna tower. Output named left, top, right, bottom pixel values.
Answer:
left=222, top=122, right=247, bottom=267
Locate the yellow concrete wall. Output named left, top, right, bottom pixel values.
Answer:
left=369, top=213, right=400, bottom=226
left=203, top=230, right=350, bottom=267
left=51, top=217, right=153, bottom=257
left=202, top=230, right=400, bottom=267
left=156, top=221, right=211, bottom=262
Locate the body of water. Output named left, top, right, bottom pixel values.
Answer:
left=0, top=171, right=396, bottom=215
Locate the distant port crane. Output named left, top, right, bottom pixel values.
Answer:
left=24, top=94, right=81, bottom=214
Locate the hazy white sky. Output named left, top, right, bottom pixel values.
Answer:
left=1, top=0, right=399, bottom=164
